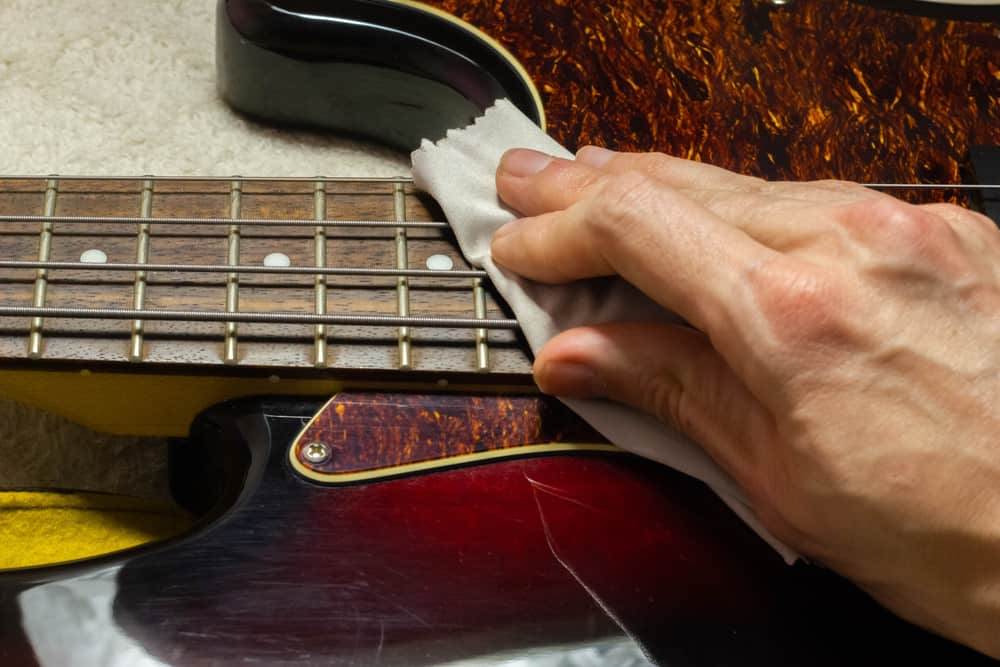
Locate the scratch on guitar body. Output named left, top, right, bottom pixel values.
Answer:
left=521, top=472, right=604, bottom=514
left=374, top=619, right=385, bottom=664
left=525, top=474, right=640, bottom=650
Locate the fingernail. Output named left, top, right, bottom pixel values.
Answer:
left=575, top=145, right=615, bottom=168
left=536, top=362, right=606, bottom=398
left=499, top=149, right=553, bottom=177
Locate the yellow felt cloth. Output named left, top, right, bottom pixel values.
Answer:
left=0, top=491, right=192, bottom=570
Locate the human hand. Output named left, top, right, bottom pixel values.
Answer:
left=491, top=146, right=1000, bottom=658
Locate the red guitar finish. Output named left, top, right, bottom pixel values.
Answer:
left=105, top=397, right=988, bottom=665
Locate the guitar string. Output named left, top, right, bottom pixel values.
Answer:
left=0, top=215, right=448, bottom=228
left=0, top=260, right=487, bottom=279
left=0, top=178, right=994, bottom=341
left=0, top=174, right=997, bottom=188
left=0, top=185, right=513, bottom=344
left=0, top=181, right=994, bottom=275
left=0, top=305, right=519, bottom=330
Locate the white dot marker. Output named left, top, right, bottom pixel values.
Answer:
left=263, top=252, right=291, bottom=268
left=80, top=249, right=108, bottom=264
left=426, top=254, right=454, bottom=271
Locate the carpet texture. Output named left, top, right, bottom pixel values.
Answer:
left=0, top=491, right=192, bottom=570
left=0, top=0, right=407, bottom=177
left=0, top=0, right=409, bottom=565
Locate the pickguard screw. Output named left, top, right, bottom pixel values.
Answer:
left=302, top=441, right=331, bottom=465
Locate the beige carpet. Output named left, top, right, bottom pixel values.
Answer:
left=0, top=0, right=409, bottom=498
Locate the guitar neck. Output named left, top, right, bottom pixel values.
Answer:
left=0, top=176, right=532, bottom=380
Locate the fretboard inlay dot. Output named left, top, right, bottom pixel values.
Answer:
left=80, top=249, right=108, bottom=264
left=0, top=175, right=532, bottom=379
left=426, top=254, right=454, bottom=271
left=263, top=252, right=291, bottom=268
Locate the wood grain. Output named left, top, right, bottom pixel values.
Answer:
left=0, top=179, right=532, bottom=377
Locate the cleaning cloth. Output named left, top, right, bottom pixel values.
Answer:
left=411, top=100, right=795, bottom=562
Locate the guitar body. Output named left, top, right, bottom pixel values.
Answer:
left=218, top=0, right=1000, bottom=183
left=1, top=0, right=999, bottom=664
left=2, top=394, right=991, bottom=666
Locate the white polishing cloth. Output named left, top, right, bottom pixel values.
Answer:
left=412, top=100, right=796, bottom=562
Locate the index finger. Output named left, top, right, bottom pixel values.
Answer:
left=496, top=147, right=767, bottom=220
left=491, top=169, right=781, bottom=338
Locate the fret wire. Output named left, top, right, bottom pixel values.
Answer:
left=473, top=277, right=490, bottom=373
left=129, top=178, right=154, bottom=362
left=314, top=180, right=328, bottom=368
left=0, top=305, right=519, bottom=329
left=0, top=214, right=448, bottom=228
left=27, top=178, right=58, bottom=359
left=394, top=183, right=412, bottom=371
left=224, top=179, right=242, bottom=365
left=0, top=260, right=487, bottom=279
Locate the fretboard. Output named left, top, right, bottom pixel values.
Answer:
left=0, top=176, right=532, bottom=379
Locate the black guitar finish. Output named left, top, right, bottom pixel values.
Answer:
left=216, top=0, right=543, bottom=150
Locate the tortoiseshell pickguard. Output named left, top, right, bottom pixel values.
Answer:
left=292, top=392, right=614, bottom=480
left=425, top=0, right=1000, bottom=187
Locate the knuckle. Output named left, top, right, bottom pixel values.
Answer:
left=642, top=151, right=699, bottom=180
left=929, top=202, right=972, bottom=221
left=927, top=202, right=998, bottom=234
left=840, top=198, right=979, bottom=278
left=851, top=198, right=954, bottom=249
left=588, top=171, right=657, bottom=238
left=872, top=199, right=932, bottom=236
left=746, top=260, right=848, bottom=346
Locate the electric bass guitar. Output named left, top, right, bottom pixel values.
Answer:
left=0, top=0, right=998, bottom=664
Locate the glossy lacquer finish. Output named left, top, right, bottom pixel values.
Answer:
left=217, top=0, right=543, bottom=150
left=1, top=396, right=993, bottom=666
left=219, top=0, right=999, bottom=191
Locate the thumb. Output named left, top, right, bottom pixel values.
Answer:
left=534, top=322, right=771, bottom=484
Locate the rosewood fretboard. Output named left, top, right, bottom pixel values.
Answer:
left=0, top=176, right=531, bottom=379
